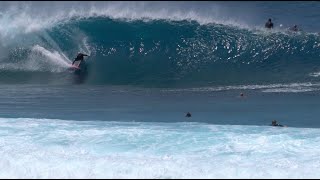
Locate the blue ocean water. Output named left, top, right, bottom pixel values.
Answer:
left=1, top=1, right=320, bottom=178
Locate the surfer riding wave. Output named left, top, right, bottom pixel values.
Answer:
left=72, top=52, right=89, bottom=68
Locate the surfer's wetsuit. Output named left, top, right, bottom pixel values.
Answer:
left=271, top=120, right=284, bottom=127
left=265, top=19, right=274, bottom=29
left=72, top=53, right=88, bottom=65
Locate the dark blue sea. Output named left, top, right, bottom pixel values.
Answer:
left=1, top=1, right=320, bottom=178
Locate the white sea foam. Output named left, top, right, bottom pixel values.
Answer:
left=1, top=118, right=320, bottom=178
left=163, top=82, right=320, bottom=93
left=31, top=45, right=71, bottom=66
left=0, top=45, right=71, bottom=72
left=0, top=1, right=252, bottom=38
left=309, top=72, right=320, bottom=77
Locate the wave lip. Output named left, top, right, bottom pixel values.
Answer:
left=0, top=1, right=253, bottom=37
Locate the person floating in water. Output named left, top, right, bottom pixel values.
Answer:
left=265, top=18, right=274, bottom=29
left=240, top=93, right=244, bottom=97
left=271, top=120, right=285, bottom=127
left=186, top=112, right=192, bottom=118
left=72, top=52, right=89, bottom=66
left=289, top=25, right=299, bottom=32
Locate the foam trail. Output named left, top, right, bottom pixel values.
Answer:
left=31, top=45, right=71, bottom=67
left=163, top=82, right=320, bottom=93
left=0, top=45, right=71, bottom=72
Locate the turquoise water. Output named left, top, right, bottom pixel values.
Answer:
left=1, top=1, right=320, bottom=178
left=0, top=2, right=320, bottom=86
left=0, top=85, right=320, bottom=128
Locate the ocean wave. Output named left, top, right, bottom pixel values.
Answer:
left=0, top=4, right=320, bottom=86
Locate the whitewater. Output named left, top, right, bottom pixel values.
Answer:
left=1, top=118, right=320, bottom=179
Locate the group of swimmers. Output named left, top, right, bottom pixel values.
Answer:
left=186, top=114, right=285, bottom=127
left=265, top=18, right=299, bottom=32
left=185, top=92, right=286, bottom=127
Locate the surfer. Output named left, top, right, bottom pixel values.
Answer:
left=186, top=112, right=192, bottom=118
left=70, top=52, right=90, bottom=84
left=271, top=120, right=284, bottom=127
left=265, top=18, right=274, bottom=29
left=72, top=52, right=89, bottom=66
